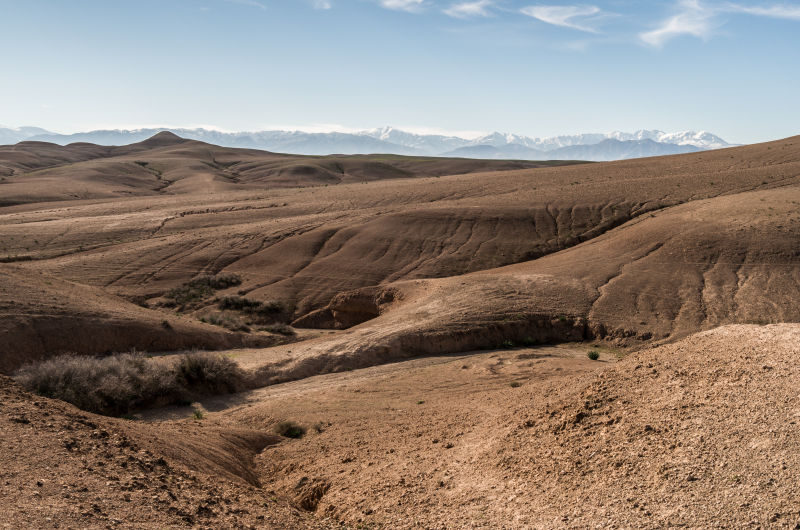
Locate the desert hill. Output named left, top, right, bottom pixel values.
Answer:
left=0, top=132, right=576, bottom=207
left=0, top=265, right=291, bottom=374
left=3, top=132, right=800, bottom=529
left=0, top=135, right=797, bottom=369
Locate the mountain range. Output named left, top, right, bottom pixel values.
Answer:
left=0, top=125, right=736, bottom=161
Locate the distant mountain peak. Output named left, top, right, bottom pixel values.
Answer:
left=10, top=125, right=738, bottom=161
left=138, top=131, right=191, bottom=147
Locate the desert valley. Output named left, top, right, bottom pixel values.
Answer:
left=1, top=130, right=800, bottom=529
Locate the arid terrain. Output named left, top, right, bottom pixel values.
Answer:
left=2, top=133, right=800, bottom=528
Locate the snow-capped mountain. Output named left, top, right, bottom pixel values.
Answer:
left=13, top=125, right=737, bottom=161
left=0, top=125, right=54, bottom=145
left=357, top=127, right=466, bottom=154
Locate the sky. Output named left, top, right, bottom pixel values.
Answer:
left=1, top=0, right=799, bottom=144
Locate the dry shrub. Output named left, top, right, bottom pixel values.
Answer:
left=165, top=273, right=242, bottom=305
left=258, top=323, right=296, bottom=336
left=13, top=351, right=245, bottom=415
left=13, top=352, right=177, bottom=415
left=175, top=351, right=243, bottom=393
left=218, top=296, right=284, bottom=314
left=274, top=420, right=305, bottom=439
left=200, top=313, right=251, bottom=332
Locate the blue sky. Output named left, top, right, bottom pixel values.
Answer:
left=1, top=0, right=799, bottom=143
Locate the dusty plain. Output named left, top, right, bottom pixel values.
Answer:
left=2, top=132, right=800, bottom=529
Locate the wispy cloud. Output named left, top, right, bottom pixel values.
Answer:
left=379, top=0, right=426, bottom=13
left=313, top=0, right=332, bottom=9
left=641, top=1, right=800, bottom=47
left=727, top=3, right=800, bottom=19
left=224, top=0, right=266, bottom=10
left=443, top=0, right=495, bottom=18
left=520, top=5, right=602, bottom=33
left=640, top=1, right=721, bottom=46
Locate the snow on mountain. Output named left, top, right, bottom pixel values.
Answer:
left=18, top=125, right=737, bottom=160
left=0, top=126, right=53, bottom=145
left=655, top=131, right=732, bottom=150
left=358, top=126, right=467, bottom=153
left=466, top=132, right=541, bottom=149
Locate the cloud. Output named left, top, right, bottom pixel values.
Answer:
left=379, top=0, right=426, bottom=13
left=727, top=4, right=800, bottom=19
left=443, top=0, right=495, bottom=18
left=520, top=5, right=602, bottom=32
left=641, top=1, right=800, bottom=47
left=640, top=1, right=720, bottom=46
left=224, top=0, right=266, bottom=10
left=313, top=0, right=332, bottom=8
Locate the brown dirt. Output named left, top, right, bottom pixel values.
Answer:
left=172, top=326, right=800, bottom=529
left=3, top=132, right=800, bottom=528
left=0, top=374, right=348, bottom=529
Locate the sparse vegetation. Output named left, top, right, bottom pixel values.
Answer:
left=258, top=323, right=296, bottom=336
left=174, top=351, right=244, bottom=393
left=501, top=340, right=515, bottom=349
left=274, top=420, right=305, bottom=439
left=160, top=319, right=172, bottom=329
left=217, top=295, right=284, bottom=314
left=510, top=381, right=522, bottom=388
left=192, top=409, right=204, bottom=420
left=587, top=350, right=600, bottom=361
left=199, top=313, right=251, bottom=332
left=164, top=273, right=242, bottom=306
left=521, top=337, right=536, bottom=346
left=13, top=351, right=244, bottom=415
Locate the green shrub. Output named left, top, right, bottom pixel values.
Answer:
left=521, top=337, right=536, bottom=346
left=587, top=351, right=600, bottom=361
left=193, top=409, right=204, bottom=420
left=501, top=340, right=515, bottom=349
left=274, top=420, right=305, bottom=439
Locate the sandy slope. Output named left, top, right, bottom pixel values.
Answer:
left=1, top=135, right=799, bottom=372
left=3, top=132, right=800, bottom=528
left=135, top=325, right=800, bottom=529
left=0, top=374, right=346, bottom=529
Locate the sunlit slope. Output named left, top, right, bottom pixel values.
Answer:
left=7, top=135, right=797, bottom=314
left=0, top=132, right=566, bottom=206
left=0, top=265, right=282, bottom=374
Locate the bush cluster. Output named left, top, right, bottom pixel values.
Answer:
left=274, top=420, right=305, bottom=439
left=199, top=313, right=251, bottom=332
left=164, top=273, right=242, bottom=306
left=217, top=296, right=284, bottom=314
left=258, top=323, right=296, bottom=336
left=13, top=351, right=244, bottom=416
